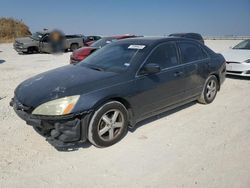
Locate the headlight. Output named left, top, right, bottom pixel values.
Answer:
left=32, top=95, right=80, bottom=116
left=244, top=59, right=250, bottom=63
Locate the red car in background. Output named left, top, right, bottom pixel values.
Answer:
left=83, top=35, right=102, bottom=46
left=70, top=34, right=138, bottom=64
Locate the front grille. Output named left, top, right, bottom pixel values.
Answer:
left=14, top=41, right=23, bottom=47
left=227, top=70, right=242, bottom=74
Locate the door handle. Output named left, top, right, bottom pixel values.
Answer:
left=174, top=71, right=184, bottom=77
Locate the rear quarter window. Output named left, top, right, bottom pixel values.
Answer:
left=178, top=42, right=208, bottom=63
left=202, top=45, right=217, bottom=56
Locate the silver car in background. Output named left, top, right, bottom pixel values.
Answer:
left=222, top=39, right=250, bottom=77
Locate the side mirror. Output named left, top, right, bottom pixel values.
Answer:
left=140, top=63, right=161, bottom=75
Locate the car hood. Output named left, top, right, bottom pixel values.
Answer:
left=222, top=49, right=250, bottom=62
left=15, top=37, right=36, bottom=44
left=15, top=65, right=118, bottom=107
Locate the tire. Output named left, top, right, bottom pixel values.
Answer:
left=27, top=47, right=38, bottom=54
left=88, top=101, right=128, bottom=147
left=27, top=47, right=33, bottom=54
left=70, top=44, right=79, bottom=51
left=33, top=47, right=39, bottom=53
left=198, top=75, right=218, bottom=104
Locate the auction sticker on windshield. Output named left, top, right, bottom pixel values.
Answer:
left=128, top=45, right=146, bottom=50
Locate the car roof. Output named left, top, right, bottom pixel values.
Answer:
left=87, top=35, right=100, bottom=37
left=100, top=35, right=136, bottom=39
left=113, top=36, right=200, bottom=46
left=169, top=32, right=202, bottom=36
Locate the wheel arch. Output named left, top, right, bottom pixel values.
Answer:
left=27, top=46, right=39, bottom=52
left=209, top=73, right=220, bottom=91
left=92, top=96, right=134, bottom=126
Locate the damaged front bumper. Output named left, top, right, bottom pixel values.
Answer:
left=10, top=97, right=92, bottom=149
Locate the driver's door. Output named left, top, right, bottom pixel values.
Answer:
left=39, top=35, right=51, bottom=53
left=131, top=42, right=187, bottom=119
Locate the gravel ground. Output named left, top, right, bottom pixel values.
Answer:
left=0, top=40, right=250, bottom=188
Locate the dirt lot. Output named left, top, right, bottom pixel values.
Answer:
left=0, top=40, right=250, bottom=188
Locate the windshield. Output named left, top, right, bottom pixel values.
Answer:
left=79, top=43, right=145, bottom=73
left=91, top=37, right=118, bottom=48
left=233, top=40, right=250, bottom=50
left=30, top=32, right=44, bottom=40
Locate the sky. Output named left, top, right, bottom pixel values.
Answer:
left=0, top=0, right=249, bottom=36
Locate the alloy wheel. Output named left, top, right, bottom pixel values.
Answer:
left=206, top=79, right=217, bottom=100
left=97, top=109, right=124, bottom=141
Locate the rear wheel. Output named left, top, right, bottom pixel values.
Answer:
left=198, top=75, right=218, bottom=104
left=88, top=101, right=128, bottom=147
left=70, top=44, right=79, bottom=51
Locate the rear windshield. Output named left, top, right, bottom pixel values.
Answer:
left=79, top=43, right=146, bottom=73
left=66, top=35, right=81, bottom=38
left=91, top=38, right=117, bottom=48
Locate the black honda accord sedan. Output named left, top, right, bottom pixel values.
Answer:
left=10, top=37, right=226, bottom=149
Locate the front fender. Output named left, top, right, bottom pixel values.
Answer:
left=72, top=81, right=135, bottom=114
left=24, top=41, right=39, bottom=48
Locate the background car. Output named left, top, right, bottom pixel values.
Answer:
left=83, top=35, right=102, bottom=46
left=222, top=39, right=250, bottom=77
left=70, top=34, right=138, bottom=64
left=13, top=31, right=84, bottom=54
left=11, top=37, right=226, bottom=149
left=169, top=33, right=204, bottom=44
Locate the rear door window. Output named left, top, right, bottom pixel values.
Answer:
left=146, top=42, right=179, bottom=69
left=178, top=42, right=207, bottom=63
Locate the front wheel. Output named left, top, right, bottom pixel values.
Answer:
left=198, top=75, right=218, bottom=104
left=88, top=101, right=128, bottom=147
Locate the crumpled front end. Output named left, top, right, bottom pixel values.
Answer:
left=10, top=97, right=91, bottom=150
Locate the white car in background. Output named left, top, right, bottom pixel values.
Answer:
left=222, top=39, right=250, bottom=77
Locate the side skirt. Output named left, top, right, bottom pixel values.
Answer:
left=129, top=95, right=199, bottom=128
